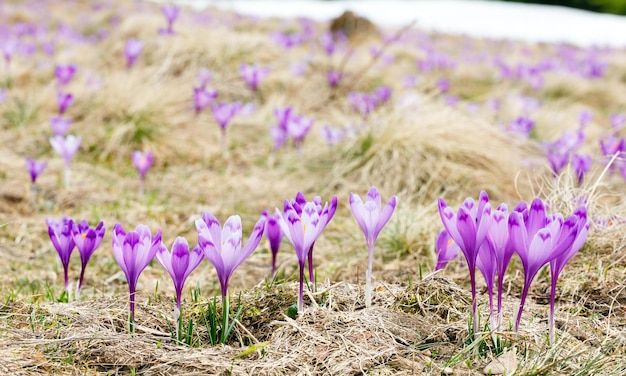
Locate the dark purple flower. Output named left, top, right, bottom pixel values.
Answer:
left=193, top=86, right=218, bottom=113
left=599, top=134, right=625, bottom=157
left=57, top=92, right=73, bottom=115
left=25, top=158, right=47, bottom=184
left=350, top=186, right=397, bottom=308
left=262, top=210, right=284, bottom=278
left=438, top=191, right=492, bottom=334
left=50, top=116, right=71, bottom=136
left=547, top=148, right=569, bottom=176
left=55, top=64, right=77, bottom=86
left=131, top=150, right=154, bottom=181
left=239, top=63, right=270, bottom=91
left=112, top=224, right=162, bottom=330
left=374, top=85, right=392, bottom=104
left=124, top=38, right=144, bottom=68
left=47, top=217, right=76, bottom=292
left=71, top=220, right=105, bottom=295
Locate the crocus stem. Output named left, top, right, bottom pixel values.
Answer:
left=271, top=254, right=277, bottom=279
left=469, top=268, right=478, bottom=336
left=298, top=263, right=305, bottom=312
left=139, top=179, right=145, bottom=196
left=176, top=291, right=182, bottom=342
left=220, top=292, right=229, bottom=344
left=63, top=266, right=70, bottom=294
left=307, top=245, right=315, bottom=291
left=63, top=165, right=71, bottom=189
left=220, top=130, right=227, bottom=153
left=76, top=263, right=87, bottom=299
left=515, top=276, right=532, bottom=332
left=365, top=244, right=374, bottom=308
left=497, top=273, right=504, bottom=329
left=129, top=287, right=136, bottom=334
left=549, top=268, right=559, bottom=346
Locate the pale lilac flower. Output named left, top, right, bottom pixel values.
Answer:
left=436, top=78, right=450, bottom=94
left=507, top=116, right=534, bottom=137
left=124, top=38, right=144, bottom=68
left=508, top=198, right=578, bottom=331
left=156, top=236, right=203, bottom=341
left=547, top=148, right=569, bottom=176
left=193, top=86, right=218, bottom=113
left=599, top=134, right=625, bottom=157
left=0, top=87, right=7, bottom=104
left=55, top=64, right=77, bottom=86
left=57, top=92, right=73, bottom=115
left=159, top=5, right=180, bottom=35
left=26, top=158, right=47, bottom=184
left=610, top=113, right=626, bottom=130
left=131, top=151, right=154, bottom=181
left=47, top=217, right=76, bottom=293
left=239, top=63, right=270, bottom=91
left=579, top=110, right=593, bottom=127
left=287, top=115, right=314, bottom=150
left=71, top=220, right=105, bottom=295
left=112, top=224, right=162, bottom=330
left=350, top=187, right=397, bottom=308
left=50, top=135, right=81, bottom=166
left=374, top=85, right=392, bottom=104
left=50, top=116, right=71, bottom=136
left=321, top=125, right=346, bottom=146
left=196, top=68, right=212, bottom=88
left=277, top=193, right=337, bottom=311
left=212, top=101, right=241, bottom=150
left=548, top=207, right=589, bottom=344
left=572, top=154, right=592, bottom=185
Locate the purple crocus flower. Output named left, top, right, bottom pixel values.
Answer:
left=321, top=125, right=346, bottom=147
left=57, top=92, right=73, bottom=115
left=374, top=85, right=392, bottom=104
left=131, top=150, right=154, bottom=181
left=159, top=5, right=180, bottom=35
left=327, top=70, right=341, bottom=88
left=438, top=191, right=492, bottom=334
left=610, top=113, right=626, bottom=130
left=238, top=63, right=270, bottom=92
left=548, top=206, right=589, bottom=344
left=0, top=87, right=7, bottom=104
left=579, top=110, right=593, bottom=127
left=50, top=116, right=71, bottom=136
left=277, top=193, right=337, bottom=312
left=350, top=186, right=397, bottom=308
left=196, top=212, right=265, bottom=343
left=26, top=158, right=47, bottom=184
left=156, top=236, right=204, bottom=341
left=348, top=92, right=377, bottom=118
left=71, top=220, right=105, bottom=296
left=435, top=229, right=460, bottom=271
left=55, top=64, right=77, bottom=86
left=47, top=217, right=76, bottom=294
left=262, top=210, right=284, bottom=278
left=599, top=135, right=625, bottom=162
left=436, top=78, right=450, bottom=94
left=508, top=198, right=577, bottom=331
left=476, top=240, right=497, bottom=330
left=486, top=203, right=515, bottom=329
left=212, top=101, right=241, bottom=150
left=507, top=116, right=535, bottom=137
left=196, top=68, right=212, bottom=88
left=50, top=134, right=81, bottom=166
left=571, top=154, right=592, bottom=186
left=547, top=148, right=569, bottom=176
left=193, top=86, right=218, bottom=113
left=124, top=38, right=144, bottom=68
left=112, top=223, right=162, bottom=331
left=287, top=115, right=314, bottom=150
left=196, top=212, right=265, bottom=299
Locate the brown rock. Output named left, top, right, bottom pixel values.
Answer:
left=329, top=10, right=379, bottom=43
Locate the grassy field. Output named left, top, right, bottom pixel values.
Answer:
left=1, top=0, right=626, bottom=374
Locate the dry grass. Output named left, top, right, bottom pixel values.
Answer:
left=1, top=0, right=626, bottom=374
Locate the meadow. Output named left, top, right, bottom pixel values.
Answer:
left=1, top=0, right=626, bottom=374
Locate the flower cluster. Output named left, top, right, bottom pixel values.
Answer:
left=437, top=192, right=589, bottom=343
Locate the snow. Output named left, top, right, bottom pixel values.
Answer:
left=171, top=0, right=626, bottom=48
